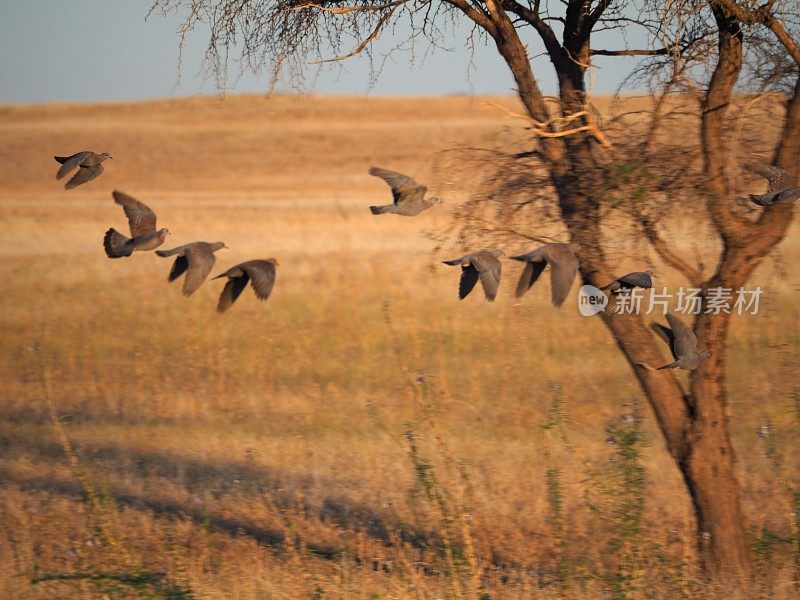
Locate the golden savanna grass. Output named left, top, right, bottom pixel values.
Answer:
left=0, top=94, right=798, bottom=598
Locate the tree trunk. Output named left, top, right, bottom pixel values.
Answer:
left=488, top=7, right=755, bottom=585
left=476, top=0, right=799, bottom=586
left=688, top=308, right=751, bottom=580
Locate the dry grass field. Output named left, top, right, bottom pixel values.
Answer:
left=0, top=93, right=798, bottom=599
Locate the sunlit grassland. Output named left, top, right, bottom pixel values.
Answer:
left=0, top=94, right=798, bottom=598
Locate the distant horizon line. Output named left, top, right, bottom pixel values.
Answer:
left=2, top=89, right=724, bottom=109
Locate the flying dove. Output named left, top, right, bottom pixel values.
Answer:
left=601, top=270, right=655, bottom=314
left=443, top=250, right=503, bottom=301
left=510, top=243, right=579, bottom=307
left=54, top=151, right=112, bottom=190
left=647, top=313, right=710, bottom=370
left=368, top=167, right=440, bottom=216
left=156, top=241, right=228, bottom=296
left=213, top=259, right=278, bottom=313
left=103, top=190, right=169, bottom=258
left=744, top=164, right=800, bottom=206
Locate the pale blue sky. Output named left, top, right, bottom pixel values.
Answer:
left=0, top=1, right=644, bottom=104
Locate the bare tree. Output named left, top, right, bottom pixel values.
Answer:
left=151, top=0, right=799, bottom=584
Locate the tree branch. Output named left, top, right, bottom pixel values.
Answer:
left=443, top=0, right=497, bottom=36
left=483, top=101, right=612, bottom=147
left=701, top=3, right=751, bottom=243
left=309, top=8, right=396, bottom=63
left=586, top=0, right=613, bottom=34
left=763, top=12, right=800, bottom=65
left=500, top=0, right=564, bottom=63
left=710, top=0, right=800, bottom=64
left=470, top=218, right=562, bottom=244
left=470, top=0, right=567, bottom=165
left=286, top=0, right=408, bottom=15
left=591, top=48, right=670, bottom=57
left=639, top=215, right=703, bottom=286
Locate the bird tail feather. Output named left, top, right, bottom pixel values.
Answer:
left=103, top=228, right=133, bottom=258
left=370, top=205, right=393, bottom=215
left=656, top=361, right=679, bottom=370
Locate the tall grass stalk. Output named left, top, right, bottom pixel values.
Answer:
left=383, top=303, right=481, bottom=599
left=603, top=402, right=646, bottom=600
left=31, top=343, right=131, bottom=565
left=540, top=383, right=571, bottom=597
left=759, top=386, right=800, bottom=595
left=30, top=342, right=195, bottom=599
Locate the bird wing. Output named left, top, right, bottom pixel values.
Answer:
left=650, top=322, right=677, bottom=359
left=182, top=245, right=217, bottom=296
left=369, top=167, right=426, bottom=204
left=469, top=251, right=501, bottom=272
left=478, top=265, right=501, bottom=301
left=469, top=252, right=502, bottom=301
left=618, top=271, right=652, bottom=289
left=546, top=246, right=579, bottom=307
left=217, top=275, right=249, bottom=313
left=514, top=260, right=547, bottom=298
left=168, top=255, right=190, bottom=282
left=776, top=188, right=800, bottom=204
left=241, top=260, right=277, bottom=301
left=458, top=264, right=480, bottom=299
left=55, top=152, right=91, bottom=179
left=745, top=163, right=792, bottom=192
left=65, top=163, right=103, bottom=189
left=665, top=313, right=698, bottom=357
left=112, top=190, right=157, bottom=236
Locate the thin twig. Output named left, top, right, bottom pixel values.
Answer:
left=286, top=0, right=407, bottom=15
left=310, top=9, right=396, bottom=63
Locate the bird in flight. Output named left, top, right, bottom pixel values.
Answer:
left=368, top=167, right=440, bottom=216
left=443, top=250, right=503, bottom=302
left=54, top=151, right=112, bottom=190
left=744, top=164, right=800, bottom=206
left=156, top=241, right=228, bottom=296
left=103, top=190, right=169, bottom=258
left=647, top=313, right=710, bottom=371
left=213, top=259, right=278, bottom=313
left=510, top=243, right=579, bottom=307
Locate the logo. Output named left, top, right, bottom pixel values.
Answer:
left=578, top=285, right=608, bottom=316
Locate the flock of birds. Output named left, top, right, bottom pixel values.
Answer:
left=54, top=151, right=798, bottom=369
left=55, top=151, right=277, bottom=313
